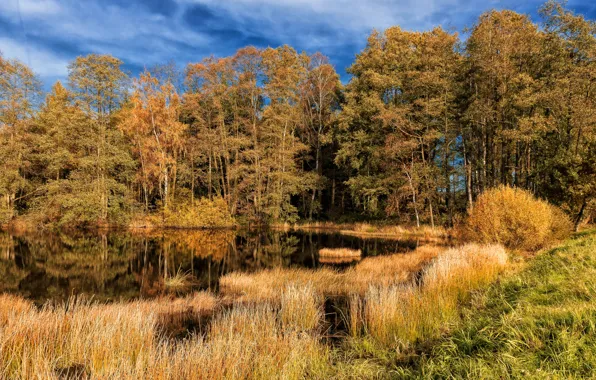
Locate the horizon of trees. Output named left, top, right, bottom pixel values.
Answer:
left=0, top=1, right=594, bottom=229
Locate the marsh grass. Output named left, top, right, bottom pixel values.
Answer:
left=280, top=284, right=323, bottom=332
left=220, top=244, right=443, bottom=302
left=341, top=224, right=449, bottom=241
left=164, top=269, right=193, bottom=293
left=272, top=221, right=450, bottom=241
left=318, top=248, right=362, bottom=264
left=355, top=244, right=508, bottom=348
left=0, top=237, right=530, bottom=379
left=0, top=292, right=330, bottom=379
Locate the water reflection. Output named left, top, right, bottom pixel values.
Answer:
left=0, top=229, right=422, bottom=303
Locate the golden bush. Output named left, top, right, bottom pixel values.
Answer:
left=465, top=186, right=571, bottom=250
left=161, top=197, right=236, bottom=228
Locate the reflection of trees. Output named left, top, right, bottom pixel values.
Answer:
left=0, top=233, right=28, bottom=292
left=0, top=228, right=318, bottom=301
left=0, top=231, right=140, bottom=301
left=233, top=230, right=301, bottom=270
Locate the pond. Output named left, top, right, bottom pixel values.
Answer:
left=0, top=229, right=429, bottom=303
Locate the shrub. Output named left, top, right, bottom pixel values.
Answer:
left=465, top=186, right=571, bottom=250
left=161, top=197, right=236, bottom=228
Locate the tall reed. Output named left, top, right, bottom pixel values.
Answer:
left=360, top=244, right=508, bottom=348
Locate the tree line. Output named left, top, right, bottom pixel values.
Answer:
left=0, top=1, right=594, bottom=229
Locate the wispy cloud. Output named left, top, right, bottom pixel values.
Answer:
left=0, top=0, right=593, bottom=86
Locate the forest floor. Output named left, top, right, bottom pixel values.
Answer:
left=336, top=228, right=596, bottom=378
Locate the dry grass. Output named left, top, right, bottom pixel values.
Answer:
left=132, top=292, right=219, bottom=336
left=319, top=248, right=362, bottom=258
left=272, top=221, right=450, bottom=241
left=348, top=245, right=441, bottom=292
left=340, top=224, right=449, bottom=241
left=164, top=269, right=193, bottom=293
left=0, top=292, right=329, bottom=379
left=318, top=256, right=361, bottom=264
left=220, top=244, right=443, bottom=301
left=279, top=284, right=323, bottom=332
left=0, top=241, right=511, bottom=378
left=220, top=267, right=345, bottom=302
left=318, top=247, right=362, bottom=264
left=359, top=244, right=508, bottom=348
left=466, top=186, right=572, bottom=250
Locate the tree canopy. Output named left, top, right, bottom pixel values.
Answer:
left=0, top=1, right=594, bottom=229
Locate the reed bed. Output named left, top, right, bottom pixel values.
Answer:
left=220, top=267, right=346, bottom=302
left=340, top=224, right=449, bottom=241
left=318, top=248, right=362, bottom=264
left=164, top=270, right=193, bottom=293
left=272, top=221, right=451, bottom=241
left=318, top=256, right=361, bottom=264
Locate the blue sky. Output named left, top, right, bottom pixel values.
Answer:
left=0, top=0, right=594, bottom=87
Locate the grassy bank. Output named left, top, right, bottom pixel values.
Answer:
left=337, top=229, right=596, bottom=378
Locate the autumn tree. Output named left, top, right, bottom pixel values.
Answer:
left=260, top=45, right=313, bottom=222
left=121, top=71, right=186, bottom=211
left=0, top=54, right=41, bottom=222
left=338, top=27, right=460, bottom=225
left=299, top=52, right=341, bottom=218
left=64, top=54, right=135, bottom=225
left=535, top=1, right=595, bottom=229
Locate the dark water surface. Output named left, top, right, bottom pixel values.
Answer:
left=0, top=229, right=425, bottom=303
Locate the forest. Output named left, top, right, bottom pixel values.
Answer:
left=0, top=0, right=594, bottom=230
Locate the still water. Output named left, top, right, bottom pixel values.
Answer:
left=0, top=229, right=424, bottom=303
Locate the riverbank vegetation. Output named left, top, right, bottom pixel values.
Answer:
left=0, top=202, right=589, bottom=378
left=0, top=241, right=505, bottom=379
left=1, top=1, right=594, bottom=230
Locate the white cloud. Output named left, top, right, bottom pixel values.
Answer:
left=0, top=37, right=68, bottom=77
left=180, top=0, right=457, bottom=32
left=0, top=0, right=61, bottom=17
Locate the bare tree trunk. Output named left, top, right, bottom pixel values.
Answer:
left=405, top=163, right=420, bottom=228
left=574, top=198, right=587, bottom=232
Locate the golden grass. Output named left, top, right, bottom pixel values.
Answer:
left=164, top=269, right=193, bottom=292
left=272, top=221, right=451, bottom=241
left=132, top=292, right=219, bottom=336
left=220, top=245, right=443, bottom=302
left=319, top=247, right=362, bottom=258
left=318, top=256, right=361, bottom=264
left=341, top=223, right=448, bottom=240
left=280, top=284, right=323, bottom=332
left=0, top=292, right=329, bottom=379
left=359, top=244, right=508, bottom=348
left=349, top=245, right=441, bottom=291
left=0, top=241, right=511, bottom=378
left=318, top=247, right=362, bottom=264
left=220, top=267, right=345, bottom=302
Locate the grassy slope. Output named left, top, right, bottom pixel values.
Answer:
left=336, top=229, right=596, bottom=379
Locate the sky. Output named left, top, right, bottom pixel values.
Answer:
left=0, top=0, right=595, bottom=87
